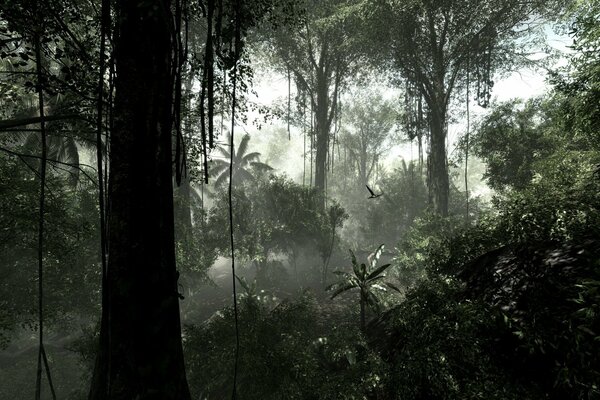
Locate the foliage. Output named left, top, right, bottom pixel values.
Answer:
left=464, top=240, right=600, bottom=399
left=493, top=163, right=600, bottom=245
left=338, top=89, right=399, bottom=186
left=372, top=277, right=539, bottom=400
left=0, top=152, right=101, bottom=342
left=332, top=159, right=429, bottom=249
left=261, top=0, right=366, bottom=193
left=210, top=134, right=273, bottom=187
left=550, top=0, right=600, bottom=151
left=328, top=244, right=399, bottom=330
left=184, top=293, right=387, bottom=400
left=209, top=174, right=347, bottom=286
left=469, top=98, right=557, bottom=191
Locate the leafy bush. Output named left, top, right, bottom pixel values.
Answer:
left=372, top=278, right=536, bottom=400
left=184, top=292, right=387, bottom=400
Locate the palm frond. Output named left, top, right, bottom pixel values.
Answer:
left=251, top=161, right=274, bottom=171
left=366, top=274, right=386, bottom=284
left=236, top=168, right=256, bottom=184
left=385, top=282, right=402, bottom=293
left=328, top=281, right=358, bottom=299
left=371, top=283, right=387, bottom=292
left=359, top=263, right=367, bottom=280
left=242, top=151, right=261, bottom=163
left=216, top=144, right=231, bottom=158
left=368, top=244, right=385, bottom=269
left=56, top=137, right=79, bottom=166
left=366, top=263, right=392, bottom=281
left=214, top=169, right=230, bottom=187
left=209, top=161, right=230, bottom=177
left=236, top=134, right=251, bottom=161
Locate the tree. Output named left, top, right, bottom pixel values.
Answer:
left=339, top=90, right=398, bottom=187
left=469, top=98, right=556, bottom=191
left=551, top=0, right=600, bottom=152
left=328, top=244, right=397, bottom=331
left=89, top=1, right=191, bottom=398
left=266, top=0, right=362, bottom=205
left=209, top=175, right=346, bottom=286
left=366, top=0, right=566, bottom=216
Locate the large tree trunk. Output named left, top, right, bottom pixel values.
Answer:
left=314, top=68, right=330, bottom=208
left=428, top=104, right=449, bottom=217
left=89, top=1, right=191, bottom=399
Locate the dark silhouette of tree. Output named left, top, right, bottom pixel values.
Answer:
left=88, top=0, right=191, bottom=398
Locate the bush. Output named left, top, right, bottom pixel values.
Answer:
left=184, top=292, right=387, bottom=399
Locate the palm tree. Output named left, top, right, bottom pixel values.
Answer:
left=2, top=66, right=98, bottom=186
left=210, top=134, right=273, bottom=187
left=327, top=244, right=398, bottom=331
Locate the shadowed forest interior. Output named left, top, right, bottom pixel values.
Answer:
left=1, top=0, right=599, bottom=398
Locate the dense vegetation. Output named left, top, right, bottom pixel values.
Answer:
left=1, top=0, right=599, bottom=399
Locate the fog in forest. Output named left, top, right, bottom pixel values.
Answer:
left=1, top=0, right=599, bottom=399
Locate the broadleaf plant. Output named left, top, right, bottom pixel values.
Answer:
left=327, top=244, right=398, bottom=331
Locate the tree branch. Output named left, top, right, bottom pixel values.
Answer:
left=0, top=114, right=83, bottom=131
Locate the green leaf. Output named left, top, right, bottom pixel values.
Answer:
left=368, top=244, right=385, bottom=268
left=329, top=282, right=358, bottom=299
left=235, top=275, right=250, bottom=292
left=385, top=282, right=402, bottom=293
left=366, top=263, right=392, bottom=281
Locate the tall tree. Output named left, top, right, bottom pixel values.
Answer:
left=367, top=0, right=566, bottom=216
left=267, top=0, right=361, bottom=205
left=339, top=90, right=398, bottom=187
left=89, top=0, right=191, bottom=398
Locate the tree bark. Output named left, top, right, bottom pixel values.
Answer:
left=89, top=1, right=191, bottom=399
left=314, top=67, right=330, bottom=207
left=428, top=104, right=449, bottom=217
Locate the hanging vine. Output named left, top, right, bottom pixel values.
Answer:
left=94, top=0, right=111, bottom=394
left=465, top=56, right=470, bottom=223
left=34, top=24, right=56, bottom=400
left=473, top=27, right=496, bottom=108
left=403, top=76, right=428, bottom=175
left=228, top=0, right=242, bottom=397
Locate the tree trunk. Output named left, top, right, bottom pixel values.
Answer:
left=359, top=293, right=366, bottom=332
left=314, top=68, right=330, bottom=208
left=89, top=1, right=191, bottom=399
left=428, top=105, right=449, bottom=217
left=174, top=75, right=195, bottom=234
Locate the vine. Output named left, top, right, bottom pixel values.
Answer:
left=34, top=25, right=56, bottom=400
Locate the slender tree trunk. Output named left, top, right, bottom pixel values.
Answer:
left=174, top=75, right=195, bottom=232
left=359, top=293, right=366, bottom=332
left=89, top=1, right=191, bottom=399
left=314, top=70, right=329, bottom=207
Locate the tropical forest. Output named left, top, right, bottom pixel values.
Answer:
left=0, top=0, right=599, bottom=398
